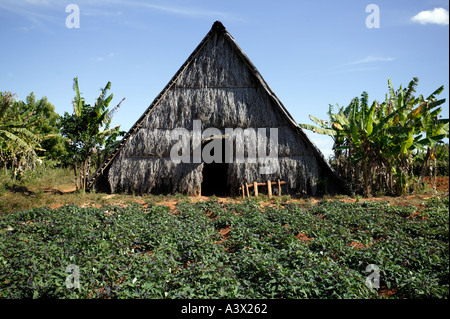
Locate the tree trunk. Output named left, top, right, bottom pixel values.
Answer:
left=363, top=154, right=370, bottom=197
left=389, top=163, right=393, bottom=194
left=73, top=164, right=78, bottom=190
left=85, top=155, right=91, bottom=190
left=398, top=157, right=409, bottom=196
left=82, top=160, right=87, bottom=190
left=432, top=151, right=437, bottom=194
left=419, top=147, right=431, bottom=184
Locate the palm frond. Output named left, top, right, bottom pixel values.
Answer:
left=104, top=97, right=125, bottom=124
left=0, top=129, right=35, bottom=152
left=72, top=77, right=85, bottom=117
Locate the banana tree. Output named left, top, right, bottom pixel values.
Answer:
left=300, top=92, right=380, bottom=196
left=362, top=78, right=447, bottom=194
left=61, top=77, right=124, bottom=190
left=0, top=91, right=42, bottom=178
left=411, top=86, right=449, bottom=189
left=387, top=79, right=447, bottom=193
left=299, top=77, right=448, bottom=196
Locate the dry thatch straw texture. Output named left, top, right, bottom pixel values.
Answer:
left=90, top=21, right=346, bottom=196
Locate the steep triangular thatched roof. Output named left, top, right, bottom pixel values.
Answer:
left=88, top=21, right=344, bottom=193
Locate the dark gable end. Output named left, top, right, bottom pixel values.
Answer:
left=89, top=21, right=346, bottom=196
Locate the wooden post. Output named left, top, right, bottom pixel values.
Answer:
left=277, top=179, right=281, bottom=196
left=267, top=180, right=272, bottom=198
left=245, top=183, right=250, bottom=198
left=241, top=184, right=245, bottom=199
left=253, top=182, right=258, bottom=197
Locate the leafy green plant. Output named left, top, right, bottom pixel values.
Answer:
left=0, top=91, right=42, bottom=179
left=0, top=197, right=448, bottom=299
left=300, top=77, right=449, bottom=196
left=60, top=77, right=125, bottom=191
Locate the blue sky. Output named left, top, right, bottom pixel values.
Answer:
left=0, top=0, right=448, bottom=158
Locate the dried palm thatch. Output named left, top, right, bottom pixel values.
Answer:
left=89, top=21, right=346, bottom=196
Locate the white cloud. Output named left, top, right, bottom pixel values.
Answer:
left=125, top=1, right=231, bottom=20
left=348, top=56, right=396, bottom=65
left=18, top=25, right=37, bottom=32
left=24, top=0, right=50, bottom=5
left=411, top=8, right=449, bottom=25
left=332, top=56, right=395, bottom=74
left=338, top=66, right=379, bottom=73
left=95, top=53, right=118, bottom=61
left=0, top=0, right=59, bottom=29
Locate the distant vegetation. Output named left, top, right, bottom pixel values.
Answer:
left=300, top=77, right=449, bottom=196
left=1, top=77, right=124, bottom=191
left=0, top=91, right=63, bottom=178
left=1, top=77, right=448, bottom=198
left=0, top=77, right=447, bottom=300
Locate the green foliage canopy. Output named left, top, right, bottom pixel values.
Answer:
left=299, top=78, right=449, bottom=196
left=0, top=91, right=42, bottom=177
left=60, top=77, right=124, bottom=190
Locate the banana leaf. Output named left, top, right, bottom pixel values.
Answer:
left=415, top=135, right=448, bottom=148
left=309, top=114, right=330, bottom=128
left=400, top=131, right=414, bottom=154
left=426, top=85, right=444, bottom=100
left=298, top=123, right=337, bottom=136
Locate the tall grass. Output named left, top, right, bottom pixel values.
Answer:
left=0, top=163, right=74, bottom=214
left=0, top=162, right=73, bottom=190
left=0, top=163, right=208, bottom=214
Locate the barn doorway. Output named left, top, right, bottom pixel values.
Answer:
left=201, top=138, right=229, bottom=196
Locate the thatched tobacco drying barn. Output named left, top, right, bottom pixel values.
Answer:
left=89, top=21, right=345, bottom=196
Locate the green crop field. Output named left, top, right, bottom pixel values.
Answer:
left=0, top=197, right=448, bottom=299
